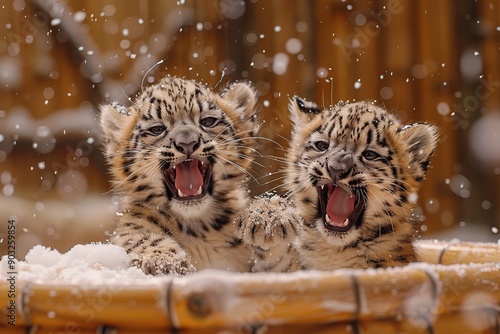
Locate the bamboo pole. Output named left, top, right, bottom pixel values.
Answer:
left=169, top=262, right=500, bottom=331
left=170, top=270, right=357, bottom=330
left=1, top=241, right=499, bottom=332
left=415, top=239, right=500, bottom=264
left=0, top=280, right=172, bottom=330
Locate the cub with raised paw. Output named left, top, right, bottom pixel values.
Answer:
left=100, top=76, right=259, bottom=275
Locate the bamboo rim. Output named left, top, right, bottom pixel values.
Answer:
left=0, top=239, right=499, bottom=332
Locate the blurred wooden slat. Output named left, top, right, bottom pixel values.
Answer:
left=479, top=0, right=500, bottom=233
left=314, top=0, right=349, bottom=103
left=349, top=0, right=381, bottom=101
left=380, top=0, right=416, bottom=120
left=414, top=0, right=459, bottom=234
left=480, top=0, right=500, bottom=110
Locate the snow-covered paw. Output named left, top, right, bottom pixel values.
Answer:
left=235, top=193, right=303, bottom=250
left=130, top=250, right=196, bottom=276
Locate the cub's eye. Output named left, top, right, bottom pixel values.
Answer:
left=313, top=141, right=329, bottom=152
left=148, top=125, right=165, bottom=136
left=200, top=117, right=219, bottom=128
left=362, top=150, right=381, bottom=161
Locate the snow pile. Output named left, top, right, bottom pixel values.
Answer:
left=0, top=243, right=149, bottom=283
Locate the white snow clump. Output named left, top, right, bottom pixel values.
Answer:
left=0, top=243, right=148, bottom=283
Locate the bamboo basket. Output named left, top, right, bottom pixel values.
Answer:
left=1, top=239, right=499, bottom=333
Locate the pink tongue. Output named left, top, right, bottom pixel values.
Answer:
left=326, top=186, right=355, bottom=227
left=174, top=160, right=203, bottom=196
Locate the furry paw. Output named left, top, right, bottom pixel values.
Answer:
left=130, top=250, right=196, bottom=276
left=235, top=193, right=303, bottom=251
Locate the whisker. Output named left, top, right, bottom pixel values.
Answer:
left=220, top=151, right=265, bottom=168
left=221, top=135, right=284, bottom=149
left=105, top=149, right=154, bottom=159
left=368, top=175, right=416, bottom=190
left=214, top=159, right=229, bottom=179
left=270, top=130, right=292, bottom=146
left=321, top=87, right=325, bottom=111
left=230, top=146, right=264, bottom=158
left=116, top=84, right=141, bottom=109
left=211, top=118, right=262, bottom=143
left=329, top=77, right=334, bottom=106
left=262, top=155, right=297, bottom=167
left=253, top=169, right=288, bottom=181
left=213, top=67, right=227, bottom=91
left=366, top=188, right=397, bottom=242
left=110, top=158, right=160, bottom=190
left=217, top=144, right=263, bottom=159
left=283, top=178, right=312, bottom=200
left=256, top=174, right=289, bottom=186
left=368, top=182, right=414, bottom=213
left=141, top=59, right=164, bottom=92
left=216, top=155, right=259, bottom=184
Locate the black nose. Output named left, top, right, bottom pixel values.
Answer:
left=327, top=154, right=353, bottom=182
left=174, top=140, right=200, bottom=156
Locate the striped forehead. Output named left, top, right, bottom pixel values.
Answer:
left=136, top=78, right=213, bottom=122
left=321, top=103, right=389, bottom=144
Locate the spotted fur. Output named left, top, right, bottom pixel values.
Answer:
left=235, top=193, right=303, bottom=272
left=286, top=98, right=438, bottom=270
left=100, top=76, right=259, bottom=275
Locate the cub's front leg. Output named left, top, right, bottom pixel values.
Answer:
left=235, top=193, right=303, bottom=273
left=111, top=215, right=196, bottom=276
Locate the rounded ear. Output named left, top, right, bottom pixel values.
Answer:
left=398, top=123, right=439, bottom=181
left=220, top=82, right=258, bottom=135
left=99, top=103, right=130, bottom=155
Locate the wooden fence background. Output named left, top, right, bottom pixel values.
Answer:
left=0, top=0, right=499, bottom=256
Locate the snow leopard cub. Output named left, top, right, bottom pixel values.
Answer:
left=238, top=97, right=437, bottom=272
left=100, top=76, right=259, bottom=275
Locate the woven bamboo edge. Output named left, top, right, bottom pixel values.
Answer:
left=415, top=239, right=500, bottom=265
left=0, top=239, right=499, bottom=333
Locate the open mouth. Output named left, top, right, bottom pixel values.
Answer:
left=317, top=184, right=365, bottom=232
left=163, top=159, right=213, bottom=201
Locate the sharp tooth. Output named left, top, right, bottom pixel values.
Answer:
left=196, top=186, right=202, bottom=196
left=342, top=218, right=349, bottom=227
left=201, top=161, right=204, bottom=165
left=178, top=189, right=186, bottom=198
left=173, top=166, right=176, bottom=170
left=321, top=185, right=325, bottom=190
left=325, top=214, right=332, bottom=224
